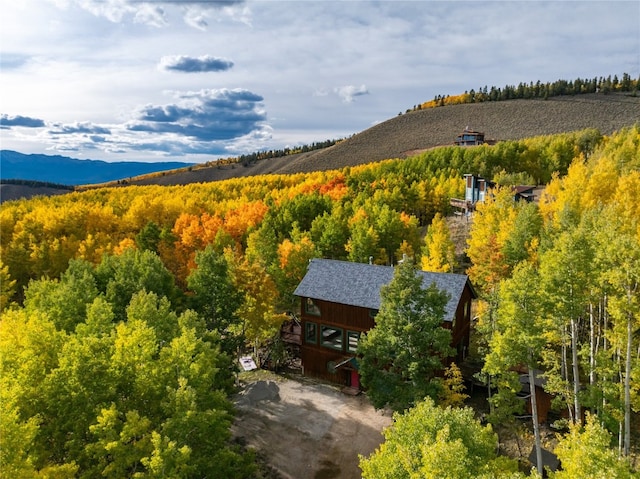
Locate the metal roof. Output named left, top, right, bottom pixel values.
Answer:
left=293, top=259, right=475, bottom=322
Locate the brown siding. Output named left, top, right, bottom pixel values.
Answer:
left=451, top=286, right=474, bottom=362
left=299, top=297, right=374, bottom=384
left=302, top=298, right=376, bottom=331
left=525, top=387, right=553, bottom=424
left=298, top=283, right=475, bottom=385
left=300, top=345, right=352, bottom=385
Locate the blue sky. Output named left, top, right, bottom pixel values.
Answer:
left=1, top=0, right=638, bottom=163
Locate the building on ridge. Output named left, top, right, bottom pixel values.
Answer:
left=454, top=127, right=487, bottom=146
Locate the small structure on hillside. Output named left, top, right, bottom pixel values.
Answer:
left=464, top=174, right=494, bottom=204
left=512, top=185, right=537, bottom=202
left=455, top=127, right=487, bottom=146
left=450, top=174, right=537, bottom=214
left=280, top=314, right=302, bottom=346
left=293, top=259, right=476, bottom=389
left=450, top=174, right=495, bottom=213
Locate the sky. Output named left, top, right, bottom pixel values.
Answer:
left=1, top=0, right=638, bottom=163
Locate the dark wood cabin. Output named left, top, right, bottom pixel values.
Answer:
left=293, top=259, right=477, bottom=389
left=512, top=185, right=537, bottom=202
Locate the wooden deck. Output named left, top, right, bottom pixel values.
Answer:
left=450, top=198, right=474, bottom=213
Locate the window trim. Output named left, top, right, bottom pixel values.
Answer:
left=321, top=325, right=344, bottom=351
left=305, top=298, right=321, bottom=316
left=305, top=321, right=318, bottom=344
left=347, top=330, right=360, bottom=353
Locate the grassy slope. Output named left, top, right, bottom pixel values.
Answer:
left=128, top=92, right=640, bottom=186
left=5, top=92, right=639, bottom=200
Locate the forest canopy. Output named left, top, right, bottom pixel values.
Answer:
left=1, top=124, right=639, bottom=477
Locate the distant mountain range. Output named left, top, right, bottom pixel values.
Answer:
left=0, top=150, right=194, bottom=186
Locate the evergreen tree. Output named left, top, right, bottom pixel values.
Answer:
left=358, top=259, right=452, bottom=411
left=135, top=221, right=162, bottom=253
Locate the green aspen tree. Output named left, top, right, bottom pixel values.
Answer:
left=187, top=245, right=244, bottom=341
left=484, top=262, right=547, bottom=475
left=540, top=226, right=595, bottom=425
left=359, top=397, right=525, bottom=479
left=595, top=210, right=640, bottom=458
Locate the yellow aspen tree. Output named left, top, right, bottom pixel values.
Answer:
left=421, top=213, right=456, bottom=273
left=538, top=159, right=589, bottom=229
left=551, top=415, right=634, bottom=479
left=277, top=229, right=317, bottom=308
left=611, top=170, right=640, bottom=230
left=583, top=155, right=619, bottom=210
left=466, top=187, right=518, bottom=297
left=0, top=261, right=16, bottom=312
left=224, top=248, right=287, bottom=354
left=438, top=363, right=469, bottom=408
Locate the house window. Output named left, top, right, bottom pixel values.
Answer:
left=347, top=331, right=360, bottom=353
left=321, top=325, right=343, bottom=351
left=305, top=298, right=321, bottom=316
left=305, top=322, right=317, bottom=344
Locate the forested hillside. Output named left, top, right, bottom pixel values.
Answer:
left=1, top=125, right=639, bottom=477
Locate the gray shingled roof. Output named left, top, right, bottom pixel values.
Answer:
left=293, top=259, right=475, bottom=322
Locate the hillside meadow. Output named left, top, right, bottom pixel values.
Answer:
left=123, top=91, right=640, bottom=186
left=1, top=125, right=639, bottom=477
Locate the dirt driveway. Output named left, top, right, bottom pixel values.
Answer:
left=231, top=372, right=392, bottom=479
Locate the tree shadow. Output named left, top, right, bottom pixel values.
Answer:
left=232, top=377, right=390, bottom=479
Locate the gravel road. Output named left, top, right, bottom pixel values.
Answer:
left=232, top=374, right=392, bottom=479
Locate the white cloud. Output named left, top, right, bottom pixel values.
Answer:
left=75, top=0, right=138, bottom=23
left=69, top=0, right=245, bottom=28
left=334, top=85, right=369, bottom=103
left=133, top=4, right=168, bottom=28
left=183, top=8, right=209, bottom=30
left=0, top=1, right=637, bottom=162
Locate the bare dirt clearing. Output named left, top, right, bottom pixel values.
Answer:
left=231, top=372, right=392, bottom=479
